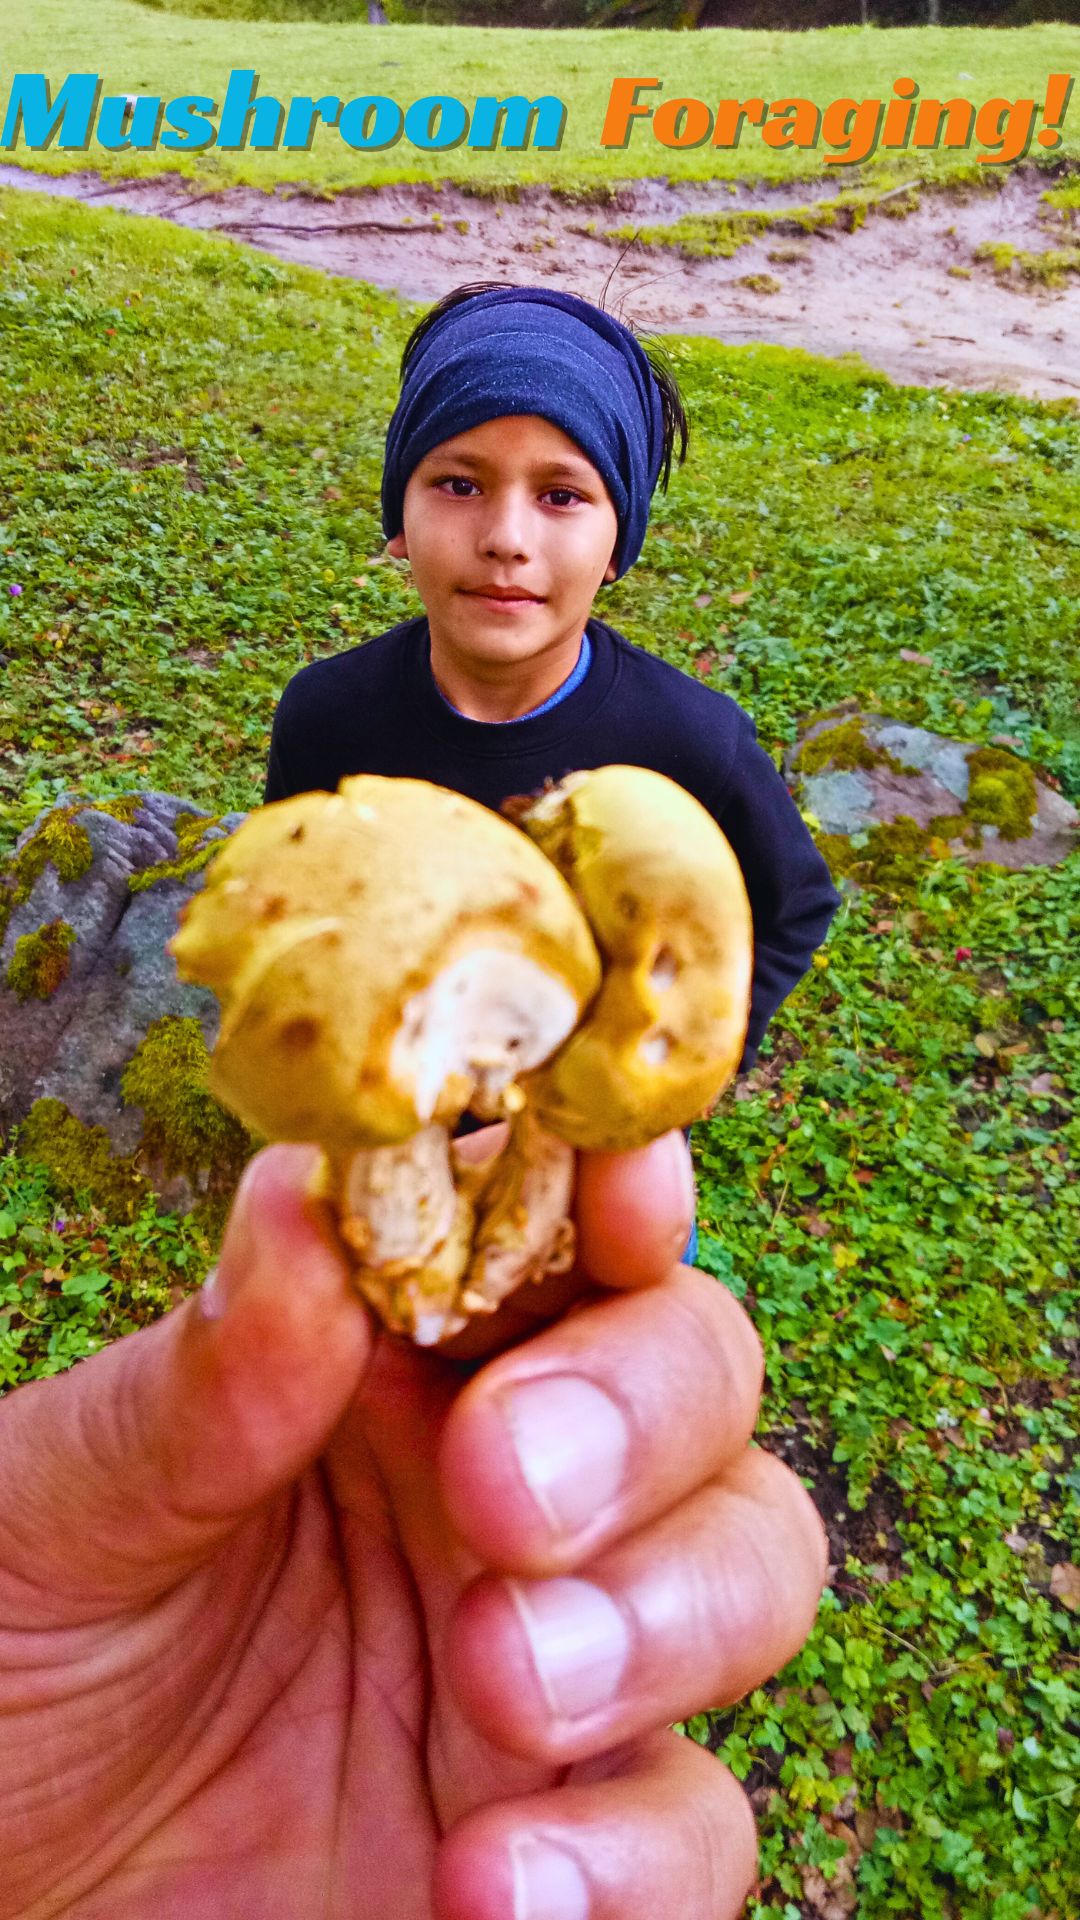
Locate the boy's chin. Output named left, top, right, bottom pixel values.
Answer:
left=441, top=612, right=567, bottom=657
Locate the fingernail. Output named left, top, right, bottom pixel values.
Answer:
left=667, top=1129, right=697, bottom=1223
left=508, top=1577, right=630, bottom=1723
left=511, top=1836, right=590, bottom=1920
left=502, top=1376, right=628, bottom=1538
left=198, top=1263, right=222, bottom=1321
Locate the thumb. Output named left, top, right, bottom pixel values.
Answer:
left=0, top=1144, right=373, bottom=1616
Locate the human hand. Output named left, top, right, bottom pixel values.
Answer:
left=1, top=1132, right=826, bottom=1919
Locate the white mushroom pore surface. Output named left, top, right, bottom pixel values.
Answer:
left=169, top=768, right=753, bottom=1345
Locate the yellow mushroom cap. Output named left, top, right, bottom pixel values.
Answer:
left=518, top=766, right=753, bottom=1152
left=169, top=777, right=601, bottom=1151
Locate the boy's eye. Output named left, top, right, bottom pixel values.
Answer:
left=435, top=476, right=480, bottom=497
left=543, top=487, right=585, bottom=508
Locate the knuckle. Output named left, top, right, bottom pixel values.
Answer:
left=687, top=1761, right=758, bottom=1918
left=668, top=1270, right=764, bottom=1421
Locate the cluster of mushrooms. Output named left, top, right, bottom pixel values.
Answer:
left=170, top=767, right=753, bottom=1346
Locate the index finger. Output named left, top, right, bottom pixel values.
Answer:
left=574, top=1129, right=697, bottom=1292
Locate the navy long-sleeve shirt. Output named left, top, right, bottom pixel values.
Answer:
left=264, top=614, right=841, bottom=1072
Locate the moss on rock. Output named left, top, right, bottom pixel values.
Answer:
left=794, top=714, right=922, bottom=780
left=18, top=1098, right=150, bottom=1221
left=120, top=1015, right=252, bottom=1197
left=5, top=920, right=77, bottom=1002
left=16, top=1017, right=256, bottom=1232
left=818, top=812, right=984, bottom=894
left=965, top=747, right=1037, bottom=841
left=0, top=806, right=94, bottom=947
left=128, top=811, right=229, bottom=894
left=0, top=795, right=149, bottom=947
left=797, top=716, right=884, bottom=777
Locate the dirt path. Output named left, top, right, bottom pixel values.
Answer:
left=2, top=162, right=1077, bottom=399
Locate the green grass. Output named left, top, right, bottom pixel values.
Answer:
left=974, top=237, right=1080, bottom=283
left=603, top=179, right=924, bottom=258
left=0, top=189, right=1078, bottom=1918
left=2, top=4, right=1078, bottom=191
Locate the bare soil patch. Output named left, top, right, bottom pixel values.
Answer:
left=1, top=163, right=1077, bottom=398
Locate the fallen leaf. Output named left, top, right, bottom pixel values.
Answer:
left=1050, top=1561, right=1080, bottom=1612
left=800, top=1862, right=857, bottom=1918
left=854, top=1809, right=883, bottom=1850
left=974, top=1032, right=998, bottom=1058
left=1004, top=1531, right=1029, bottom=1554
left=899, top=648, right=934, bottom=665
left=728, top=588, right=753, bottom=605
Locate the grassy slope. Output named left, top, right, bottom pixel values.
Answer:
left=1, top=4, right=1077, bottom=189
left=0, top=190, right=1078, bottom=1919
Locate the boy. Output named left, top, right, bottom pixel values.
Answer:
left=265, top=284, right=840, bottom=1191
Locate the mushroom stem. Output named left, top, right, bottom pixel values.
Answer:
left=314, top=1111, right=576, bottom=1347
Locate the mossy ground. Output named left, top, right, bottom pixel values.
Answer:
left=0, top=188, right=1076, bottom=1920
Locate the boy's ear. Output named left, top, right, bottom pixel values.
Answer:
left=603, top=554, right=618, bottom=584
left=386, top=532, right=409, bottom=560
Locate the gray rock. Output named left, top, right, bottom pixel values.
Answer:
left=786, top=712, right=1078, bottom=873
left=0, top=793, right=245, bottom=1181
left=872, top=724, right=972, bottom=804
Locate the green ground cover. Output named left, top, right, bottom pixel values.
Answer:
left=2, top=3, right=1077, bottom=190
left=0, top=189, right=1077, bottom=1916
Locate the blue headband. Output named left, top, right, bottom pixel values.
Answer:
left=381, top=287, right=667, bottom=579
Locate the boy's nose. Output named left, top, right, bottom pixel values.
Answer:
left=478, top=492, right=531, bottom=562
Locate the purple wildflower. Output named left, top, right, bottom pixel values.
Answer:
left=9, top=584, right=22, bottom=598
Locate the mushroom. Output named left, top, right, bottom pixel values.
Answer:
left=519, top=765, right=754, bottom=1151
left=170, top=768, right=752, bottom=1345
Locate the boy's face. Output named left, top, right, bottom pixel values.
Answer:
left=386, top=415, right=620, bottom=670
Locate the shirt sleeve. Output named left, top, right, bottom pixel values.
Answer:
left=711, top=712, right=842, bottom=1072
left=263, top=680, right=304, bottom=805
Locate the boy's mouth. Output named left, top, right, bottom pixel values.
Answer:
left=460, top=585, right=545, bottom=605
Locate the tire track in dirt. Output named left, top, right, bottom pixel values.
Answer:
left=1, top=162, right=1077, bottom=398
